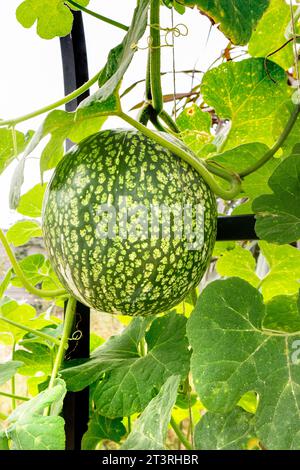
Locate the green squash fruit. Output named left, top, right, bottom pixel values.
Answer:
left=42, top=129, right=217, bottom=316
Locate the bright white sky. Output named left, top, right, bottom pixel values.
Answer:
left=0, top=0, right=227, bottom=228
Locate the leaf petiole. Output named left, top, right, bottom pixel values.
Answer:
left=0, top=72, right=100, bottom=128
left=0, top=315, right=61, bottom=346
left=0, top=228, right=66, bottom=299
left=66, top=0, right=129, bottom=31
left=170, top=415, right=192, bottom=450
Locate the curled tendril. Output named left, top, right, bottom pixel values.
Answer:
left=131, top=23, right=188, bottom=51
left=70, top=330, right=83, bottom=341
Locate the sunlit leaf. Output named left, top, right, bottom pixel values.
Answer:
left=7, top=221, right=42, bottom=247
left=188, top=278, right=300, bottom=449
left=202, top=58, right=291, bottom=151
left=16, top=0, right=90, bottom=39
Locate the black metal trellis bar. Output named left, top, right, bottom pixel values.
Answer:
left=60, top=11, right=91, bottom=451
left=58, top=11, right=259, bottom=451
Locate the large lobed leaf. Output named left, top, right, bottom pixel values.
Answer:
left=16, top=0, right=90, bottom=39
left=62, top=312, right=190, bottom=418
left=201, top=58, right=291, bottom=151
left=188, top=277, right=300, bottom=449
left=178, top=0, right=270, bottom=45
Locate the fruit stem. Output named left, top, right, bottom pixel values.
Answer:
left=0, top=72, right=100, bottom=128
left=170, top=415, right=192, bottom=450
left=119, top=111, right=241, bottom=200
left=150, top=0, right=163, bottom=114
left=0, top=315, right=61, bottom=346
left=0, top=228, right=66, bottom=299
left=66, top=0, right=129, bottom=31
left=239, top=103, right=300, bottom=177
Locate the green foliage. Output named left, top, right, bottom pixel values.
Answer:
left=209, top=142, right=280, bottom=213
left=0, top=0, right=300, bottom=452
left=194, top=408, right=256, bottom=450
left=215, top=241, right=300, bottom=301
left=121, top=375, right=180, bottom=450
left=253, top=154, right=300, bottom=243
left=0, top=299, right=54, bottom=345
left=176, top=104, right=215, bottom=157
left=7, top=221, right=42, bottom=247
left=16, top=184, right=46, bottom=218
left=0, top=128, right=31, bottom=175
left=178, top=0, right=270, bottom=45
left=63, top=313, right=190, bottom=418
left=0, top=361, right=24, bottom=386
left=16, top=0, right=90, bottom=39
left=188, top=278, right=300, bottom=449
left=201, top=58, right=291, bottom=151
left=6, top=379, right=66, bottom=450
left=82, top=414, right=126, bottom=450
left=248, top=0, right=295, bottom=69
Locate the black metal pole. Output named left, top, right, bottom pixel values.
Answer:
left=216, top=215, right=258, bottom=241
left=59, top=11, right=91, bottom=450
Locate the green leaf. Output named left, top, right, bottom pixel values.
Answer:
left=253, top=154, right=300, bottom=243
left=176, top=104, right=215, bottom=157
left=6, top=379, right=66, bottom=450
left=11, top=254, right=45, bottom=287
left=179, top=0, right=269, bottom=45
left=264, top=294, right=300, bottom=333
left=273, top=103, right=300, bottom=157
left=17, top=183, right=47, bottom=218
left=248, top=0, right=295, bottom=69
left=121, top=375, right=180, bottom=450
left=61, top=316, right=150, bottom=391
left=214, top=241, right=300, bottom=302
left=62, top=313, right=190, bottom=418
left=7, top=221, right=42, bottom=247
left=201, top=58, right=291, bottom=151
left=25, top=109, right=107, bottom=176
left=16, top=0, right=90, bottom=39
left=194, top=408, right=256, bottom=450
left=0, top=361, right=24, bottom=386
left=0, top=128, right=30, bottom=175
left=187, top=277, right=300, bottom=450
left=209, top=142, right=281, bottom=210
left=0, top=427, right=9, bottom=450
left=259, top=241, right=300, bottom=300
left=14, top=343, right=52, bottom=376
left=81, top=413, right=126, bottom=450
left=79, top=0, right=150, bottom=110
left=0, top=301, right=53, bottom=345
left=238, top=391, right=258, bottom=414
left=93, top=313, right=190, bottom=418
left=216, top=245, right=260, bottom=287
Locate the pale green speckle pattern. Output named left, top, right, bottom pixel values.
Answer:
left=42, top=129, right=217, bottom=316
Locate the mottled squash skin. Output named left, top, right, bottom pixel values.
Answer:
left=42, top=129, right=217, bottom=316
